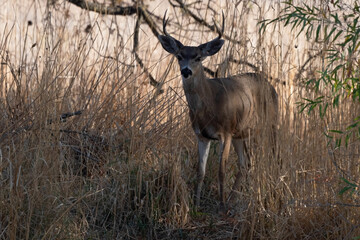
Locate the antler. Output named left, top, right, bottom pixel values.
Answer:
left=213, top=11, right=225, bottom=39
left=159, top=10, right=184, bottom=51
left=162, top=10, right=171, bottom=37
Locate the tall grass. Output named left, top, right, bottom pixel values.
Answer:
left=0, top=0, right=359, bottom=239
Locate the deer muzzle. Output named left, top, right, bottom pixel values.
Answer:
left=181, top=68, right=192, bottom=78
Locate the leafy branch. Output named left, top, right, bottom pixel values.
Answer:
left=260, top=0, right=360, bottom=147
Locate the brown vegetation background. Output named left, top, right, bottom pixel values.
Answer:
left=0, top=0, right=359, bottom=239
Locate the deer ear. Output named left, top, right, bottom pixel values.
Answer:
left=158, top=35, right=183, bottom=54
left=198, top=39, right=224, bottom=57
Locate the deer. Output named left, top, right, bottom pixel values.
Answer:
left=158, top=12, right=278, bottom=210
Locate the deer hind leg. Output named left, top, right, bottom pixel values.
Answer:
left=195, top=137, right=211, bottom=207
left=231, top=138, right=249, bottom=194
left=218, top=134, right=232, bottom=209
left=271, top=125, right=279, bottom=161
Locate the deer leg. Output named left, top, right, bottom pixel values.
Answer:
left=231, top=138, right=249, bottom=194
left=195, top=137, right=211, bottom=207
left=218, top=135, right=232, bottom=209
left=271, top=125, right=278, bottom=160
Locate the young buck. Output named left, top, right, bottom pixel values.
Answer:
left=158, top=13, right=278, bottom=209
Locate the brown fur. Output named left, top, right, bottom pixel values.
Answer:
left=185, top=71, right=278, bottom=141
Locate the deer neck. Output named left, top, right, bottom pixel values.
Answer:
left=182, top=66, right=212, bottom=113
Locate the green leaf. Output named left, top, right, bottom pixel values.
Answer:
left=315, top=24, right=321, bottom=42
left=324, top=132, right=334, bottom=139
left=339, top=35, right=353, bottom=48
left=329, top=129, right=343, bottom=134
left=339, top=186, right=352, bottom=196
left=308, top=103, right=317, bottom=114
left=332, top=30, right=343, bottom=43
left=333, top=94, right=340, bottom=107
left=354, top=41, right=360, bottom=51
left=306, top=24, right=314, bottom=39
left=331, top=64, right=344, bottom=76
left=319, top=103, right=328, bottom=118
left=304, top=3, right=312, bottom=12
left=335, top=138, right=342, bottom=148
left=341, top=177, right=358, bottom=187
left=346, top=121, right=359, bottom=130
left=325, top=27, right=337, bottom=42
left=330, top=13, right=341, bottom=25
left=345, top=133, right=351, bottom=147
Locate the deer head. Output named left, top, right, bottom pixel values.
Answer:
left=158, top=11, right=225, bottom=79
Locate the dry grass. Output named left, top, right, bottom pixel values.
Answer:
left=0, top=0, right=359, bottom=239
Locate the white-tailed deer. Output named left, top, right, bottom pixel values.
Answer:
left=158, top=12, right=278, bottom=209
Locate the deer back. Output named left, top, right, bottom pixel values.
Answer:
left=188, top=73, right=277, bottom=140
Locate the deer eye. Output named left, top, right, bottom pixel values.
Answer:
left=177, top=55, right=183, bottom=61
left=195, top=57, right=201, bottom=62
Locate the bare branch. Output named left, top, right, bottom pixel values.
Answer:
left=294, top=50, right=324, bottom=82
left=203, top=67, right=215, bottom=77
left=138, top=7, right=161, bottom=37
left=66, top=1, right=162, bottom=91
left=60, top=110, right=83, bottom=122
left=227, top=57, right=286, bottom=85
left=66, top=0, right=137, bottom=15
left=66, top=0, right=161, bottom=38
left=133, top=14, right=162, bottom=91
left=228, top=57, right=259, bottom=72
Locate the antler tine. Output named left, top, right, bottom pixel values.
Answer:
left=162, top=10, right=171, bottom=37
left=213, top=11, right=225, bottom=39
left=220, top=11, right=225, bottom=38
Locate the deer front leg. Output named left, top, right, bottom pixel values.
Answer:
left=195, top=137, right=210, bottom=207
left=218, top=135, right=232, bottom=209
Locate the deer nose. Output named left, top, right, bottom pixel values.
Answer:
left=181, top=68, right=192, bottom=78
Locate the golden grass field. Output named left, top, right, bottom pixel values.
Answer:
left=0, top=0, right=359, bottom=239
